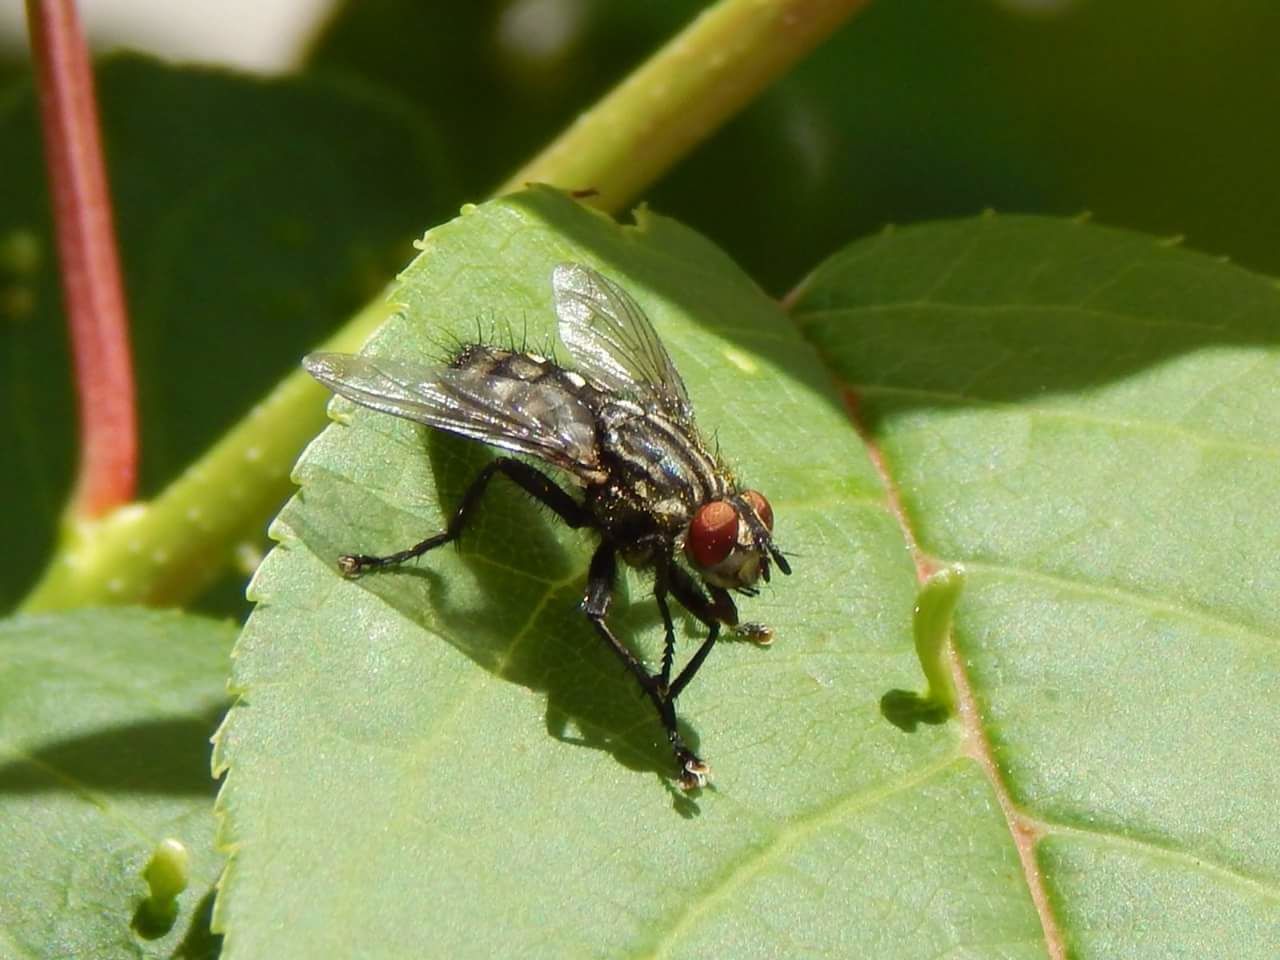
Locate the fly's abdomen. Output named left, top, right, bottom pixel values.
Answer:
left=439, top=345, right=606, bottom=482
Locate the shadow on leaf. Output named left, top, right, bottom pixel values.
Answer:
left=0, top=704, right=226, bottom=796
left=879, top=689, right=950, bottom=733
left=304, top=429, right=712, bottom=807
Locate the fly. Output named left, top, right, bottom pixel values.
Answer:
left=304, top=263, right=791, bottom=789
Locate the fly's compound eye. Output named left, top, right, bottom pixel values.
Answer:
left=686, top=501, right=739, bottom=569
left=742, top=490, right=774, bottom=531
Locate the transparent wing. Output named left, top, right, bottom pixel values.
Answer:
left=304, top=352, right=603, bottom=481
left=553, top=263, right=692, bottom=418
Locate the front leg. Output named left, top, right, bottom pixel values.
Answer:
left=664, top=565, right=727, bottom=700
left=668, top=562, right=775, bottom=647
left=582, top=544, right=707, bottom=790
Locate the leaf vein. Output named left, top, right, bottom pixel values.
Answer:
left=643, top=755, right=961, bottom=959
left=0, top=739, right=155, bottom=844
left=1035, top=817, right=1280, bottom=904
left=956, top=560, right=1278, bottom=649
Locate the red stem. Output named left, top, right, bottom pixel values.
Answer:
left=27, top=0, right=137, bottom=518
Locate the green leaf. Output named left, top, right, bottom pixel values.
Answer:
left=0, top=607, right=235, bottom=958
left=0, top=55, right=458, bottom=614
left=793, top=214, right=1280, bottom=956
left=214, top=188, right=1048, bottom=956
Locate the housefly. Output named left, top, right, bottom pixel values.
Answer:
left=304, top=264, right=790, bottom=789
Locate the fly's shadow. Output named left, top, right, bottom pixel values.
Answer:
left=329, top=426, right=702, bottom=799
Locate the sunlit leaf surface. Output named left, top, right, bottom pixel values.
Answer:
left=794, top=215, right=1280, bottom=957
left=214, top=189, right=1045, bottom=957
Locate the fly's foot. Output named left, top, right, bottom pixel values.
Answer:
left=676, top=750, right=710, bottom=791
left=734, top=621, right=774, bottom=646
left=337, top=554, right=371, bottom=578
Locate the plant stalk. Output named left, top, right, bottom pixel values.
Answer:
left=26, top=0, right=138, bottom=518
left=501, top=0, right=868, bottom=212
left=21, top=299, right=395, bottom=611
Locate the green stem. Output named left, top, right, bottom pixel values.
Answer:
left=22, top=0, right=868, bottom=611
left=21, top=298, right=394, bottom=611
left=501, top=0, right=869, bottom=212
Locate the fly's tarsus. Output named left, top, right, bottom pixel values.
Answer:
left=733, top=622, right=774, bottom=646
left=306, top=263, right=793, bottom=789
left=337, top=554, right=368, bottom=578
left=676, top=751, right=710, bottom=791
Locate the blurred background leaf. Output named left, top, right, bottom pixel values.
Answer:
left=310, top=0, right=1280, bottom=290
left=0, top=55, right=458, bottom=614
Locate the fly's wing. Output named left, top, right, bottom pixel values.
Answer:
left=552, top=263, right=693, bottom=419
left=304, top=352, right=603, bottom=481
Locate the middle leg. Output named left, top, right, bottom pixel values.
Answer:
left=582, top=543, right=707, bottom=789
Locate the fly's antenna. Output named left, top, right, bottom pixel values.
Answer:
left=768, top=544, right=792, bottom=576
left=732, top=491, right=792, bottom=579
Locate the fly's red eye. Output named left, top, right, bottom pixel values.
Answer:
left=686, top=501, right=739, bottom=568
left=743, top=490, right=773, bottom=531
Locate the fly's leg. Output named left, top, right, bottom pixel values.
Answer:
left=665, top=565, right=733, bottom=700
left=583, top=544, right=707, bottom=790
left=670, top=564, right=773, bottom=647
left=653, top=567, right=678, bottom=690
left=732, top=622, right=774, bottom=645
left=338, top=457, right=589, bottom=577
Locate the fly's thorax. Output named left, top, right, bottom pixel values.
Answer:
left=595, top=400, right=727, bottom=526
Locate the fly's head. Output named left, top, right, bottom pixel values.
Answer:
left=683, top=490, right=791, bottom=591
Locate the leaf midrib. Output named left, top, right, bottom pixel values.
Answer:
left=826, top=376, right=1068, bottom=958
